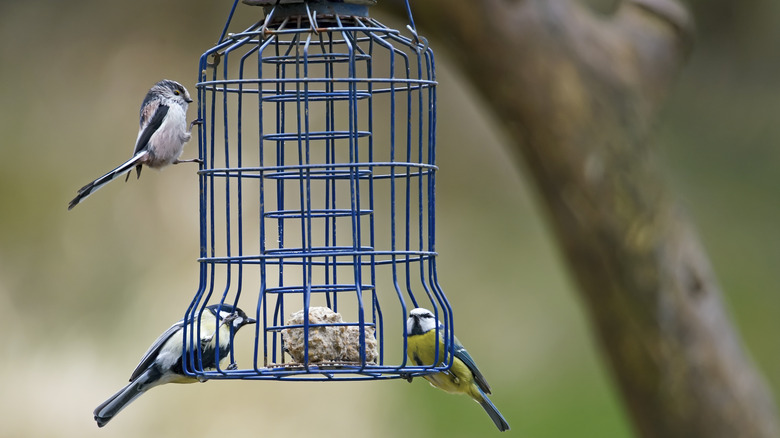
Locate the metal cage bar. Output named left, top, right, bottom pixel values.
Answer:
left=181, top=0, right=452, bottom=381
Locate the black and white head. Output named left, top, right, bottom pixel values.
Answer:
left=407, top=308, right=438, bottom=336
left=150, top=79, right=192, bottom=107
left=206, top=304, right=256, bottom=330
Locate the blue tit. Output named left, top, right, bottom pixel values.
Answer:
left=93, top=304, right=255, bottom=427
left=68, top=79, right=201, bottom=210
left=406, top=308, right=510, bottom=432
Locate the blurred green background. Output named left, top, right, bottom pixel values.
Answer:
left=0, top=1, right=778, bottom=437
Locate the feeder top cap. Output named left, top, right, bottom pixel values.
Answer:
left=243, top=0, right=377, bottom=6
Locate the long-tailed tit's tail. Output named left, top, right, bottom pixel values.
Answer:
left=68, top=151, right=148, bottom=210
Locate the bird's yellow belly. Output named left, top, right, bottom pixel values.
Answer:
left=407, top=331, right=479, bottom=398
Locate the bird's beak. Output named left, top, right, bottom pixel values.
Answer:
left=185, top=97, right=193, bottom=103
left=227, top=314, right=256, bottom=327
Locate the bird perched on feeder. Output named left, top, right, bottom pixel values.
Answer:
left=406, top=308, right=510, bottom=431
left=68, top=79, right=201, bottom=210
left=93, top=304, right=255, bottom=427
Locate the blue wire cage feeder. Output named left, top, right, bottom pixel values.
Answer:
left=182, top=0, right=454, bottom=381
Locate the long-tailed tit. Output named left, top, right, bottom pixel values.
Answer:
left=93, top=304, right=256, bottom=427
left=68, top=79, right=200, bottom=210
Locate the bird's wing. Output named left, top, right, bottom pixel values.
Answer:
left=451, top=334, right=492, bottom=395
left=128, top=319, right=183, bottom=382
left=133, top=102, right=169, bottom=155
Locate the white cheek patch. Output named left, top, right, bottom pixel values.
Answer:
left=406, top=319, right=414, bottom=333
left=419, top=318, right=437, bottom=333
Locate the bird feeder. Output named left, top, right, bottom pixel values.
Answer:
left=182, top=0, right=454, bottom=381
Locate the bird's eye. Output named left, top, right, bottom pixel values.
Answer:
left=174, top=90, right=181, bottom=96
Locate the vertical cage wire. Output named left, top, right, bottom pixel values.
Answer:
left=181, top=0, right=453, bottom=381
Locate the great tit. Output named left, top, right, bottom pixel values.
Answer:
left=406, top=308, right=510, bottom=432
left=93, top=304, right=255, bottom=427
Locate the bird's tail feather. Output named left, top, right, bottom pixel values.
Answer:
left=93, top=369, right=153, bottom=427
left=68, top=151, right=148, bottom=210
left=478, top=388, right=510, bottom=432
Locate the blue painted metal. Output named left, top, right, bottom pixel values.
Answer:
left=182, top=0, right=452, bottom=381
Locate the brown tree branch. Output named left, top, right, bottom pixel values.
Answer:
left=386, top=0, right=780, bottom=436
